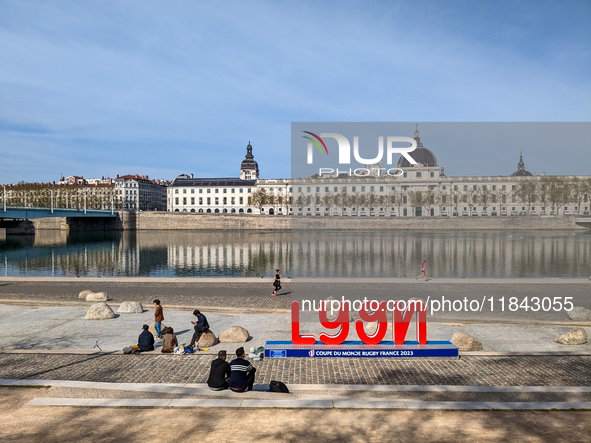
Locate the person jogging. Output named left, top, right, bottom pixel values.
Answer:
left=272, top=269, right=282, bottom=296
left=416, top=260, right=427, bottom=280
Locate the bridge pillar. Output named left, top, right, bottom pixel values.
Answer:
left=0, top=219, right=35, bottom=235
left=120, top=211, right=137, bottom=230
left=66, top=216, right=124, bottom=231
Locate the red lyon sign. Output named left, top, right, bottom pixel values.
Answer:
left=291, top=300, right=427, bottom=345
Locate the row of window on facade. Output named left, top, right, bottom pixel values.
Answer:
left=174, top=188, right=252, bottom=195
left=175, top=208, right=254, bottom=213
left=296, top=184, right=519, bottom=193
left=295, top=205, right=588, bottom=215
left=174, top=196, right=272, bottom=206
left=174, top=197, right=250, bottom=206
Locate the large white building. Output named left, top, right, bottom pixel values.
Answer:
left=168, top=131, right=591, bottom=217
left=168, top=142, right=290, bottom=214
left=115, top=174, right=167, bottom=211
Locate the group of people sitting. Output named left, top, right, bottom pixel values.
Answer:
left=131, top=302, right=256, bottom=392
left=134, top=307, right=211, bottom=353
left=207, top=347, right=257, bottom=392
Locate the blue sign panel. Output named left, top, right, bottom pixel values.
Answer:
left=264, top=341, right=459, bottom=358
left=269, top=350, right=287, bottom=358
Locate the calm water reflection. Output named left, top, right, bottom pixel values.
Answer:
left=0, top=230, right=589, bottom=278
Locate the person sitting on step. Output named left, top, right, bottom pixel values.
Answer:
left=137, top=324, right=155, bottom=352
left=207, top=350, right=231, bottom=390
left=229, top=347, right=256, bottom=392
left=161, top=327, right=178, bottom=353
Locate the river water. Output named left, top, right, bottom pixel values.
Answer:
left=0, top=230, right=589, bottom=278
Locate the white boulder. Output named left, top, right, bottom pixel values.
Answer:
left=79, top=289, right=94, bottom=300
left=85, top=302, right=115, bottom=320
left=555, top=328, right=587, bottom=345
left=117, top=301, right=144, bottom=314
left=86, top=292, right=108, bottom=302
left=219, top=326, right=250, bottom=343
left=566, top=307, right=591, bottom=322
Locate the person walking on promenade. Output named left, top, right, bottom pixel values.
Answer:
left=272, top=269, right=282, bottom=296
left=416, top=260, right=427, bottom=280
left=189, top=309, right=210, bottom=349
left=153, top=299, right=164, bottom=339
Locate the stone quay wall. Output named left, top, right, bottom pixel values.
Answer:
left=26, top=212, right=587, bottom=231
left=33, top=216, right=123, bottom=232
left=292, top=215, right=583, bottom=230
left=136, top=212, right=290, bottom=230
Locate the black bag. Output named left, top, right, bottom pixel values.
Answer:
left=269, top=380, right=289, bottom=393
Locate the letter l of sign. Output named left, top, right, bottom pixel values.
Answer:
left=291, top=301, right=316, bottom=344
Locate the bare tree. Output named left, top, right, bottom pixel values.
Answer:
left=248, top=188, right=268, bottom=213
left=569, top=177, right=588, bottom=214
left=516, top=180, right=538, bottom=215
left=409, top=190, right=424, bottom=216
left=423, top=187, right=436, bottom=216
left=322, top=191, right=334, bottom=215
left=479, top=184, right=493, bottom=214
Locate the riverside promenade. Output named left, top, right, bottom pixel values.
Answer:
left=1, top=276, right=590, bottom=315
left=0, top=277, right=590, bottom=417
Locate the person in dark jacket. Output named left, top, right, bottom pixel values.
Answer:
left=189, top=309, right=210, bottom=348
left=207, top=350, right=231, bottom=390
left=137, top=324, right=155, bottom=352
left=229, top=347, right=256, bottom=392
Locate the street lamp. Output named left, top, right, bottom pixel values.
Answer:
left=2, top=186, right=5, bottom=212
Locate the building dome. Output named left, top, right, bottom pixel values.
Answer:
left=240, top=141, right=259, bottom=171
left=511, top=150, right=533, bottom=177
left=398, top=127, right=437, bottom=167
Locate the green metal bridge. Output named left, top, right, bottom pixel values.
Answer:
left=1, top=206, right=117, bottom=219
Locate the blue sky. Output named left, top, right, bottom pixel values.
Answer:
left=0, top=0, right=590, bottom=184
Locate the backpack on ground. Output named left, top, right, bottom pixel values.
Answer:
left=269, top=380, right=289, bottom=393
left=174, top=345, right=186, bottom=355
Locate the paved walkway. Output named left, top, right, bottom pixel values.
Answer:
left=1, top=278, right=589, bottom=322
left=3, top=387, right=590, bottom=443
left=1, top=379, right=589, bottom=410
left=1, top=354, right=589, bottom=386
left=25, top=397, right=591, bottom=410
